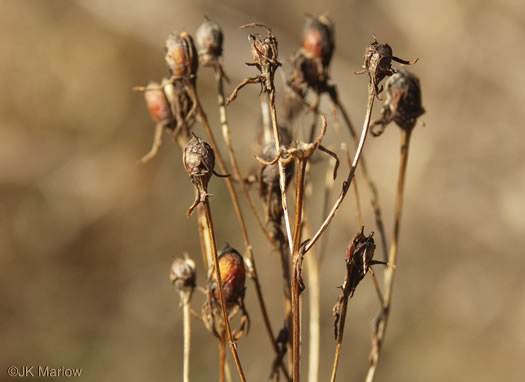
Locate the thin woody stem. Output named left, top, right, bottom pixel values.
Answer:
left=305, top=85, right=376, bottom=255
left=335, top=97, right=388, bottom=262
left=182, top=295, right=191, bottom=382
left=213, top=66, right=291, bottom=381
left=291, top=159, right=307, bottom=382
left=329, top=269, right=351, bottom=382
left=202, top=198, right=246, bottom=382
left=269, top=90, right=294, bottom=256
left=365, top=128, right=412, bottom=382
left=219, top=332, right=226, bottom=382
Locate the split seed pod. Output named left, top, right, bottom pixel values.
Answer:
left=211, top=245, right=246, bottom=308
left=196, top=19, right=223, bottom=65
left=345, top=229, right=376, bottom=296
left=165, top=31, right=199, bottom=78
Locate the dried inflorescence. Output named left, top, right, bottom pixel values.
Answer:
left=370, top=68, right=425, bottom=135
left=170, top=256, right=197, bottom=302
left=357, top=36, right=418, bottom=97
left=227, top=24, right=281, bottom=104
left=196, top=18, right=224, bottom=66
left=165, top=31, right=199, bottom=78
left=203, top=245, right=250, bottom=339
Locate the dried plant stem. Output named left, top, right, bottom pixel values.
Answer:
left=335, top=98, right=388, bottom=262
left=182, top=298, right=191, bottom=382
left=219, top=332, right=226, bottom=382
left=366, top=128, right=412, bottom=382
left=342, top=143, right=363, bottom=228
left=291, top=159, right=307, bottom=382
left=329, top=268, right=351, bottom=382
left=214, top=69, right=291, bottom=381
left=202, top=199, right=246, bottom=382
left=304, top=86, right=376, bottom=255
left=302, top=219, right=320, bottom=382
left=269, top=90, right=294, bottom=255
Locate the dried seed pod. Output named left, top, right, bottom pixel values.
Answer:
left=143, top=81, right=173, bottom=125
left=170, top=256, right=196, bottom=293
left=196, top=19, right=223, bottom=65
left=360, top=37, right=417, bottom=97
left=345, top=229, right=376, bottom=295
left=362, top=39, right=396, bottom=96
left=183, top=135, right=215, bottom=189
left=165, top=31, right=199, bottom=78
left=302, top=14, right=334, bottom=67
left=211, top=245, right=246, bottom=307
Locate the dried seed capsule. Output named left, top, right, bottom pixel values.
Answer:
left=211, top=245, right=246, bottom=307
left=196, top=19, right=223, bottom=64
left=362, top=39, right=395, bottom=95
left=183, top=135, right=215, bottom=189
left=170, top=257, right=196, bottom=293
left=144, top=81, right=173, bottom=124
left=384, top=69, right=425, bottom=130
left=302, top=14, right=334, bottom=67
left=346, top=230, right=376, bottom=295
left=165, top=31, right=199, bottom=77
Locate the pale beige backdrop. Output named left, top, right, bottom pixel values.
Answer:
left=1, top=0, right=524, bottom=381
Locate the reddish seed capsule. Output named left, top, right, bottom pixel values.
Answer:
left=143, top=81, right=172, bottom=124
left=211, top=245, right=246, bottom=307
left=302, top=14, right=334, bottom=67
left=165, top=31, right=199, bottom=77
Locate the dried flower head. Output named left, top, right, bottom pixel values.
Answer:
left=165, top=31, right=199, bottom=78
left=371, top=69, right=425, bottom=135
left=170, top=256, right=196, bottom=294
left=358, top=36, right=418, bottom=97
left=196, top=18, right=223, bottom=66
left=302, top=14, right=334, bottom=67
left=345, top=229, right=376, bottom=290
left=210, top=245, right=246, bottom=308
left=144, top=81, right=173, bottom=125
left=183, top=135, right=215, bottom=184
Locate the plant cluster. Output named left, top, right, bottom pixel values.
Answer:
left=135, top=13, right=424, bottom=382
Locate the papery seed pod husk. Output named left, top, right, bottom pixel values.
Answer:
left=170, top=257, right=196, bottom=293
left=211, top=245, right=246, bottom=307
left=302, top=14, right=334, bottom=67
left=196, top=19, right=223, bottom=62
left=183, top=135, right=215, bottom=188
left=165, top=32, right=199, bottom=77
left=383, top=68, right=425, bottom=130
left=362, top=39, right=395, bottom=95
left=144, top=81, right=173, bottom=125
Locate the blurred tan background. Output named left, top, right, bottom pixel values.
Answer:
left=1, top=0, right=524, bottom=381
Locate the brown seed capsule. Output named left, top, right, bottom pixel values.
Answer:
left=144, top=81, right=173, bottom=124
left=165, top=31, right=199, bottom=78
left=346, top=229, right=376, bottom=295
left=170, top=257, right=196, bottom=293
left=362, top=39, right=396, bottom=96
left=183, top=135, right=215, bottom=189
left=302, top=14, right=334, bottom=67
left=196, top=19, right=223, bottom=65
left=211, top=245, right=246, bottom=307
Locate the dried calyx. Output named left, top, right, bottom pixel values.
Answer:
left=196, top=18, right=223, bottom=66
left=170, top=256, right=196, bottom=300
left=371, top=68, right=425, bottom=136
left=359, top=36, right=418, bottom=97
left=165, top=31, right=199, bottom=78
left=345, top=229, right=377, bottom=294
